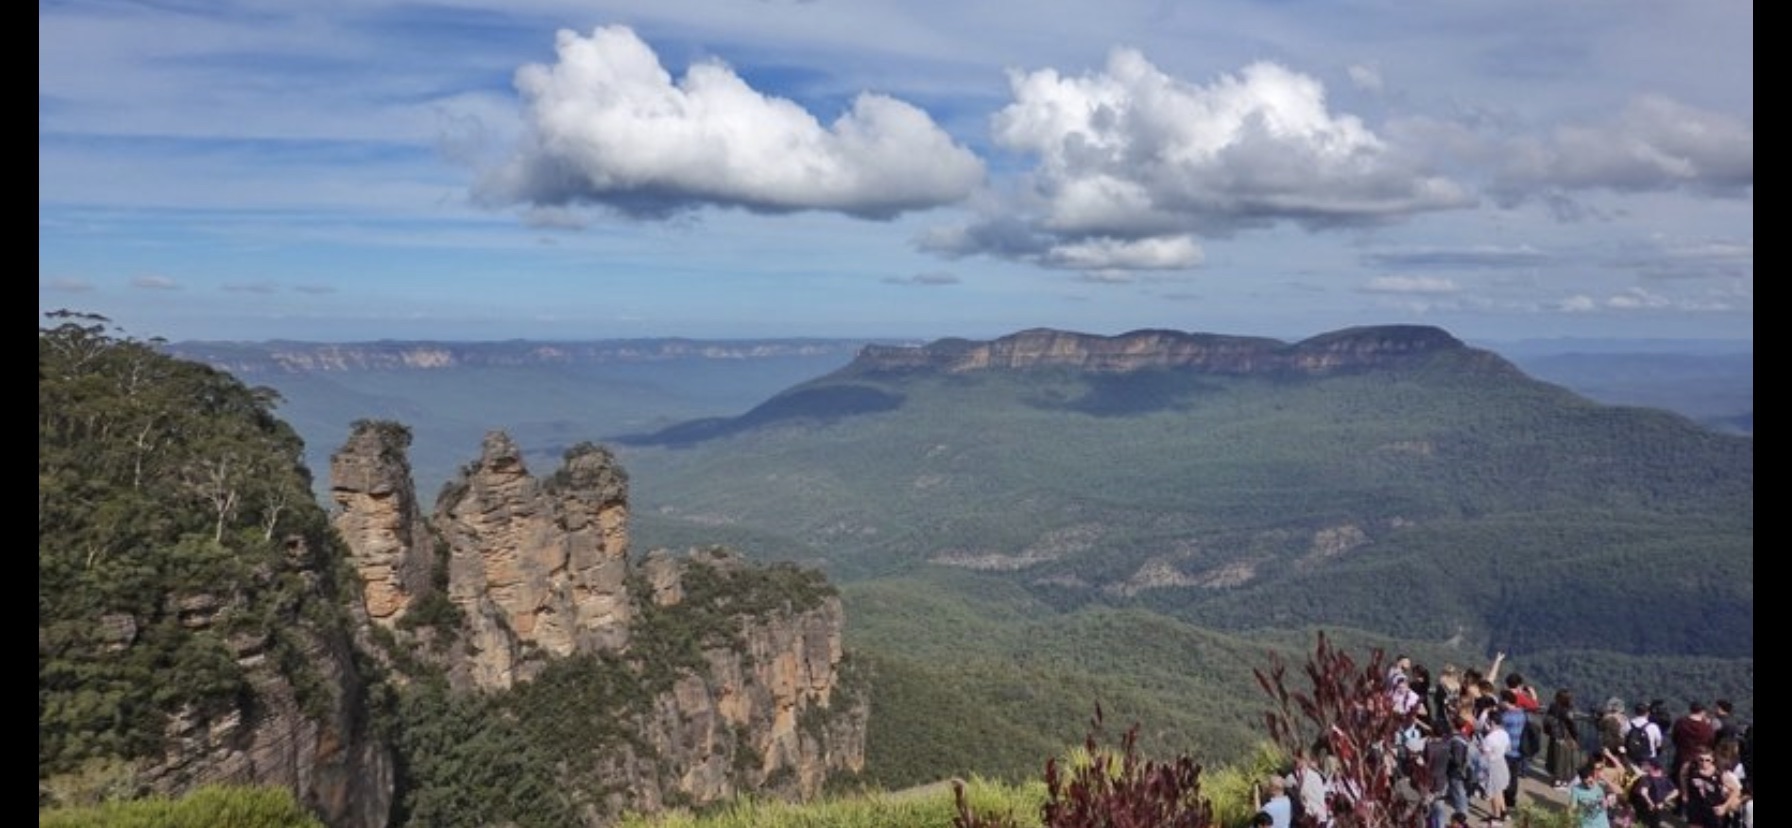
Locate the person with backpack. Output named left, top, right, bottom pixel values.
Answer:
left=1625, top=703, right=1661, bottom=770
left=1443, top=714, right=1476, bottom=819
left=1498, top=690, right=1536, bottom=809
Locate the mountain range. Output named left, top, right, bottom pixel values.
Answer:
left=158, top=324, right=1753, bottom=789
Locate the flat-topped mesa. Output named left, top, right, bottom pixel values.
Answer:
left=851, top=324, right=1493, bottom=376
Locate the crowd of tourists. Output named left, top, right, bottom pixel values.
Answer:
left=1252, top=653, right=1752, bottom=828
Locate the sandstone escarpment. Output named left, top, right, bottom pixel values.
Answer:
left=329, top=421, right=437, bottom=628
left=580, top=549, right=866, bottom=817
left=432, top=432, right=634, bottom=690
left=852, top=324, right=1514, bottom=377
left=328, top=423, right=867, bottom=823
left=134, top=537, right=394, bottom=828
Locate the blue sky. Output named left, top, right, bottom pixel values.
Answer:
left=39, top=0, right=1752, bottom=344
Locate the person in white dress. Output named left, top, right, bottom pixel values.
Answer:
left=1480, top=716, right=1512, bottom=826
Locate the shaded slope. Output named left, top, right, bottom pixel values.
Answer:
left=616, top=325, right=1752, bottom=662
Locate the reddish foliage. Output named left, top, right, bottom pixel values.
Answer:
left=954, top=706, right=1215, bottom=828
left=1255, top=631, right=1428, bottom=828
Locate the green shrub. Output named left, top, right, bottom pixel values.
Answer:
left=39, top=783, right=324, bottom=828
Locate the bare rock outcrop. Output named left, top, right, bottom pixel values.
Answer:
left=328, top=424, right=868, bottom=823
left=133, top=537, right=394, bottom=828
left=330, top=421, right=436, bottom=627
left=431, top=432, right=634, bottom=689
left=580, top=549, right=866, bottom=817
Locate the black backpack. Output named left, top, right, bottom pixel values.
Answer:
left=1624, top=723, right=1655, bottom=761
left=1448, top=733, right=1474, bottom=783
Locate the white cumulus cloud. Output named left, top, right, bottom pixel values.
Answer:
left=926, top=51, right=1473, bottom=278
left=477, top=25, right=985, bottom=220
left=992, top=53, right=1471, bottom=235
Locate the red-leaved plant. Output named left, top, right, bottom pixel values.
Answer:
left=1255, top=631, right=1428, bottom=828
left=952, top=705, right=1214, bottom=828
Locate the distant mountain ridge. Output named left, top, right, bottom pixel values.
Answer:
left=847, top=324, right=1516, bottom=376
left=620, top=325, right=1524, bottom=447
left=615, top=321, right=1750, bottom=657
left=165, top=337, right=889, bottom=374
left=605, top=321, right=1750, bottom=785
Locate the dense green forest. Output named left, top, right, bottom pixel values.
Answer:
left=46, top=315, right=1750, bottom=822
left=613, top=337, right=1752, bottom=785
left=39, top=311, right=357, bottom=783
left=40, top=312, right=867, bottom=825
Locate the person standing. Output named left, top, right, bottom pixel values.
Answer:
left=1710, top=699, right=1737, bottom=745
left=1391, top=674, right=1425, bottom=720
left=1547, top=688, right=1584, bottom=788
left=1291, top=748, right=1331, bottom=828
left=1258, top=777, right=1293, bottom=828
left=1625, top=703, right=1661, bottom=769
left=1502, top=672, right=1542, bottom=713
left=1598, top=698, right=1628, bottom=758
left=1479, top=713, right=1513, bottom=827
left=1569, top=760, right=1621, bottom=828
left=1499, top=691, right=1529, bottom=810
left=1434, top=665, right=1464, bottom=734
left=1672, top=702, right=1719, bottom=797
left=1681, top=750, right=1737, bottom=828
left=1409, top=663, right=1434, bottom=726
left=1443, top=715, right=1476, bottom=820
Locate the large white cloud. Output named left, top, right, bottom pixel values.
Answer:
left=925, top=51, right=1472, bottom=273
left=477, top=25, right=985, bottom=219
left=995, top=52, right=1470, bottom=229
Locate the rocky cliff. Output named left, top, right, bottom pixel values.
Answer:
left=329, top=423, right=867, bottom=822
left=38, top=319, right=396, bottom=826
left=130, top=535, right=396, bottom=828
left=850, top=324, right=1520, bottom=376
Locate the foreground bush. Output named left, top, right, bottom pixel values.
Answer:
left=955, top=706, right=1214, bottom=828
left=618, top=775, right=1044, bottom=828
left=38, top=783, right=324, bottom=828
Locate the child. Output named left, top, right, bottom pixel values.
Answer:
left=1628, top=758, right=1678, bottom=828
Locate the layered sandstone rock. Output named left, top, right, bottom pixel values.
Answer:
left=583, top=549, right=866, bottom=817
left=328, top=426, right=867, bottom=823
left=135, top=536, right=394, bottom=828
left=852, top=324, right=1515, bottom=377
left=330, top=421, right=436, bottom=627
left=432, top=432, right=634, bottom=689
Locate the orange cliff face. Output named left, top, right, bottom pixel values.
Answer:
left=328, top=422, right=867, bottom=817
